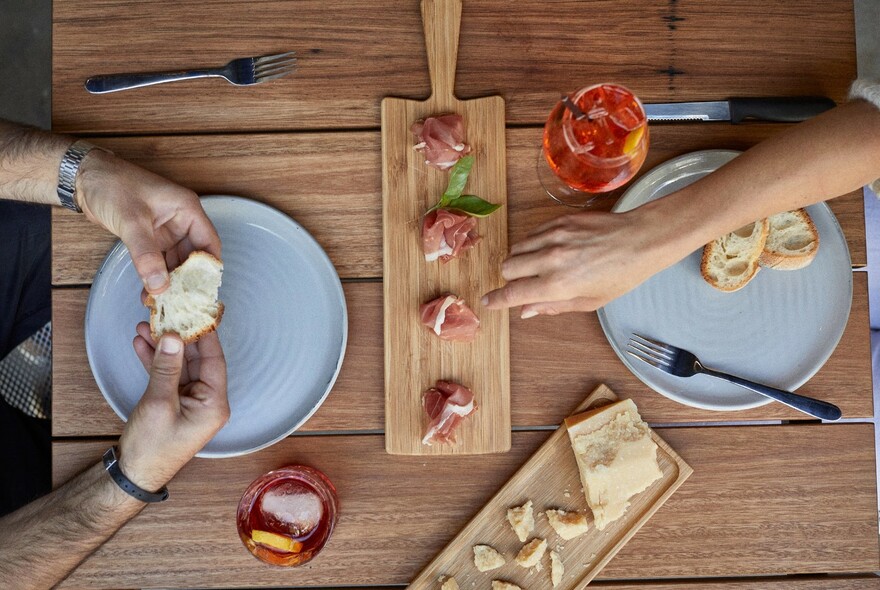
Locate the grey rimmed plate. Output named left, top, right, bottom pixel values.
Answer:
left=597, top=150, right=852, bottom=411
left=85, top=196, right=348, bottom=457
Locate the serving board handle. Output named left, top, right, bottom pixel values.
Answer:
left=422, top=0, right=461, bottom=103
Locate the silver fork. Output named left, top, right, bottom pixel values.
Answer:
left=84, top=51, right=297, bottom=94
left=626, top=333, right=842, bottom=421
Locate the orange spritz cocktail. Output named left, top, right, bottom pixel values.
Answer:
left=540, top=83, right=648, bottom=205
left=237, top=465, right=339, bottom=567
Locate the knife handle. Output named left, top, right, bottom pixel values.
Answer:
left=728, top=97, right=836, bottom=124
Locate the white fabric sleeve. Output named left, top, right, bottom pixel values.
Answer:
left=849, top=79, right=880, bottom=111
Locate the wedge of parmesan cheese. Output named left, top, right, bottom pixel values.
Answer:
left=550, top=550, right=564, bottom=587
left=473, top=544, right=505, bottom=572
left=439, top=576, right=460, bottom=590
left=492, top=582, right=522, bottom=590
left=515, top=538, right=547, bottom=569
left=545, top=509, right=590, bottom=540
left=564, top=399, right=662, bottom=530
left=506, top=500, right=534, bottom=542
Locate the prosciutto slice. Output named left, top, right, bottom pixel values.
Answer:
left=422, top=208, right=480, bottom=263
left=422, top=380, right=477, bottom=445
left=411, top=114, right=471, bottom=170
left=419, top=294, right=480, bottom=342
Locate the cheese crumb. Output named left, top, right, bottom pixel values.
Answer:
left=545, top=509, right=590, bottom=540
left=507, top=500, right=535, bottom=542
left=439, top=576, right=460, bottom=590
left=492, top=582, right=522, bottom=590
left=473, top=544, right=505, bottom=572
left=515, top=538, right=547, bottom=569
left=550, top=551, right=564, bottom=587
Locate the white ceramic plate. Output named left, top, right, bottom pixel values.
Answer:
left=597, top=150, right=852, bottom=411
left=86, top=196, right=348, bottom=456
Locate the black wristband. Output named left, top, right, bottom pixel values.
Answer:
left=102, top=447, right=169, bottom=503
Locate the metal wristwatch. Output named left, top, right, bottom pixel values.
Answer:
left=102, top=446, right=169, bottom=503
left=56, top=139, right=107, bottom=213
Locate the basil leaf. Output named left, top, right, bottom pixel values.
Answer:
left=445, top=195, right=502, bottom=218
left=441, top=155, right=474, bottom=205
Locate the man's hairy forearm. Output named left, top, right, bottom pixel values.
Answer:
left=0, top=119, right=71, bottom=206
left=0, top=461, right=145, bottom=589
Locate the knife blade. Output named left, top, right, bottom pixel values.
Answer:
left=644, top=97, right=836, bottom=123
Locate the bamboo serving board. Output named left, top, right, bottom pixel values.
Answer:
left=408, top=384, right=694, bottom=589
left=381, top=0, right=510, bottom=455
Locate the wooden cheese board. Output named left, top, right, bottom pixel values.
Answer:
left=381, top=0, right=510, bottom=455
left=407, top=384, right=694, bottom=588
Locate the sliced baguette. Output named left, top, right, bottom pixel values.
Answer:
left=758, top=208, right=819, bottom=270
left=144, top=251, right=224, bottom=344
left=700, top=219, right=769, bottom=292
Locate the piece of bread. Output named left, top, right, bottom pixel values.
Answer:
left=758, top=209, right=819, bottom=270
left=550, top=550, right=564, bottom=587
left=701, top=219, right=769, bottom=292
left=491, top=582, right=522, bottom=590
left=439, top=576, right=460, bottom=590
left=506, top=500, right=534, bottom=543
left=473, top=544, right=505, bottom=572
left=515, top=538, right=547, bottom=569
left=565, top=399, right=663, bottom=531
left=144, top=251, right=224, bottom=344
left=545, top=509, right=589, bottom=540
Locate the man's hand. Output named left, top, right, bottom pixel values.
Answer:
left=76, top=151, right=221, bottom=294
left=118, top=327, right=229, bottom=492
left=481, top=206, right=688, bottom=317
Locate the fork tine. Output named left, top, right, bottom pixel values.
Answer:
left=632, top=333, right=678, bottom=354
left=626, top=340, right=673, bottom=366
left=254, top=69, right=296, bottom=84
left=255, top=59, right=298, bottom=77
left=625, top=349, right=668, bottom=371
left=630, top=334, right=675, bottom=360
left=254, top=51, right=297, bottom=66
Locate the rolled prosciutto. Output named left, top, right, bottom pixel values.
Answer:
left=422, top=380, right=477, bottom=445
left=411, top=114, right=471, bottom=170
left=419, top=294, right=480, bottom=342
left=422, top=208, right=480, bottom=263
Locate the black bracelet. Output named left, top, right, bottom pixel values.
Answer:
left=102, top=447, right=169, bottom=503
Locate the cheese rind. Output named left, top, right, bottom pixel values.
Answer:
left=565, top=399, right=663, bottom=530
left=515, top=538, right=547, bottom=568
left=473, top=544, right=505, bottom=572
left=506, top=500, right=535, bottom=542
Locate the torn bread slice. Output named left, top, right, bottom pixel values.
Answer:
left=144, top=251, right=224, bottom=344
left=700, top=219, right=769, bottom=292
left=759, top=209, right=819, bottom=270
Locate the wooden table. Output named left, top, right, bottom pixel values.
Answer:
left=51, top=1, right=879, bottom=588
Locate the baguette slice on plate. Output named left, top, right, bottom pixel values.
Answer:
left=758, top=208, right=819, bottom=270
left=144, top=251, right=224, bottom=344
left=700, top=219, right=770, bottom=292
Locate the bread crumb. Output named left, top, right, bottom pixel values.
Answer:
left=545, top=509, right=590, bottom=540
left=492, top=582, right=522, bottom=590
left=439, top=576, right=460, bottom=590
left=507, top=500, right=535, bottom=542
left=515, top=538, right=547, bottom=568
left=473, top=544, right=505, bottom=572
left=563, top=492, right=571, bottom=498
left=550, top=551, right=564, bottom=587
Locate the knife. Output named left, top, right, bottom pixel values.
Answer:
left=644, top=97, right=836, bottom=123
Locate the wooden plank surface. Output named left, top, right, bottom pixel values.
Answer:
left=382, top=0, right=509, bottom=455
left=409, top=385, right=693, bottom=589
left=50, top=125, right=866, bottom=287
left=51, top=272, right=873, bottom=437
left=51, top=423, right=879, bottom=588
left=52, top=1, right=856, bottom=134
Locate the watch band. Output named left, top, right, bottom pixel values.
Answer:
left=102, top=446, right=169, bottom=503
left=56, top=140, right=105, bottom=213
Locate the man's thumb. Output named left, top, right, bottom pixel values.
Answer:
left=125, top=224, right=169, bottom=294
left=145, top=336, right=184, bottom=400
